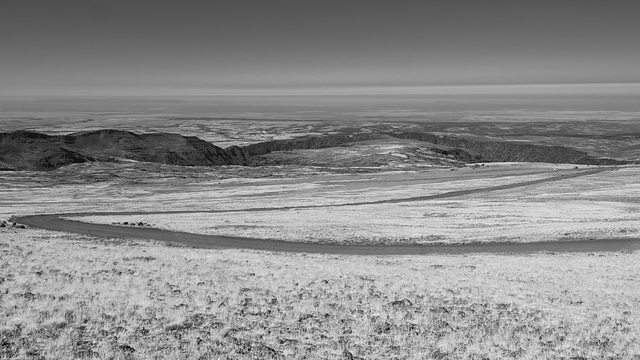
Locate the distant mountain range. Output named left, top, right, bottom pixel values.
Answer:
left=0, top=129, right=632, bottom=171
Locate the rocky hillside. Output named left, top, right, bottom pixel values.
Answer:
left=0, top=130, right=249, bottom=171
left=242, top=132, right=631, bottom=166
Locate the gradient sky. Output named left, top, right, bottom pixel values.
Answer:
left=2, top=0, right=640, bottom=95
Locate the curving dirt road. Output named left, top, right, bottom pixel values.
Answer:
left=16, top=167, right=640, bottom=254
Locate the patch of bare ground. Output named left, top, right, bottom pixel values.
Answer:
left=1, top=228, right=639, bottom=359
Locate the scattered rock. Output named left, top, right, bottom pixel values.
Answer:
left=118, top=344, right=135, bottom=353
left=114, top=221, right=152, bottom=227
left=276, top=337, right=299, bottom=346
left=374, top=321, right=393, bottom=334
left=430, top=306, right=450, bottom=314
left=239, top=297, right=252, bottom=307
left=165, top=322, right=192, bottom=332
left=389, top=298, right=413, bottom=307
left=298, top=314, right=314, bottom=323
left=123, top=255, right=156, bottom=262
left=341, top=348, right=365, bottom=360
left=74, top=348, right=97, bottom=359
left=229, top=337, right=281, bottom=359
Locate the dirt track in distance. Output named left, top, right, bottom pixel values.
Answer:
left=16, top=167, right=640, bottom=255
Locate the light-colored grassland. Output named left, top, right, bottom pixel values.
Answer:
left=1, top=228, right=639, bottom=359
left=64, top=166, right=640, bottom=245
left=2, top=161, right=570, bottom=218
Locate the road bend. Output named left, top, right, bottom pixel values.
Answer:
left=17, top=167, right=640, bottom=255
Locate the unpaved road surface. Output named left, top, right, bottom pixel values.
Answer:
left=17, top=167, right=640, bottom=254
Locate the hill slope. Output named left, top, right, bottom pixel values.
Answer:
left=0, top=130, right=249, bottom=171
left=243, top=132, right=631, bottom=167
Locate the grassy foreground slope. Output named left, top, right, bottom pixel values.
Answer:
left=2, top=228, right=639, bottom=359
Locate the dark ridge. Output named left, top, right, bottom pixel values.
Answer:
left=385, top=132, right=630, bottom=165
left=0, top=130, right=249, bottom=171
left=498, top=133, right=640, bottom=140
left=71, top=129, right=137, bottom=137
left=243, top=133, right=380, bottom=156
left=241, top=132, right=631, bottom=166
left=184, top=136, right=250, bottom=165
left=0, top=130, right=53, bottom=141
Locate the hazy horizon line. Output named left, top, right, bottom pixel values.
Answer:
left=3, top=82, right=640, bottom=99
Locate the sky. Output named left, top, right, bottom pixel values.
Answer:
left=2, top=0, right=640, bottom=96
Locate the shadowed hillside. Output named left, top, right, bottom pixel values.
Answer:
left=385, top=132, right=630, bottom=165
left=0, top=130, right=249, bottom=171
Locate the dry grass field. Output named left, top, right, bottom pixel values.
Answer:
left=56, top=164, right=640, bottom=246
left=2, top=227, right=640, bottom=359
